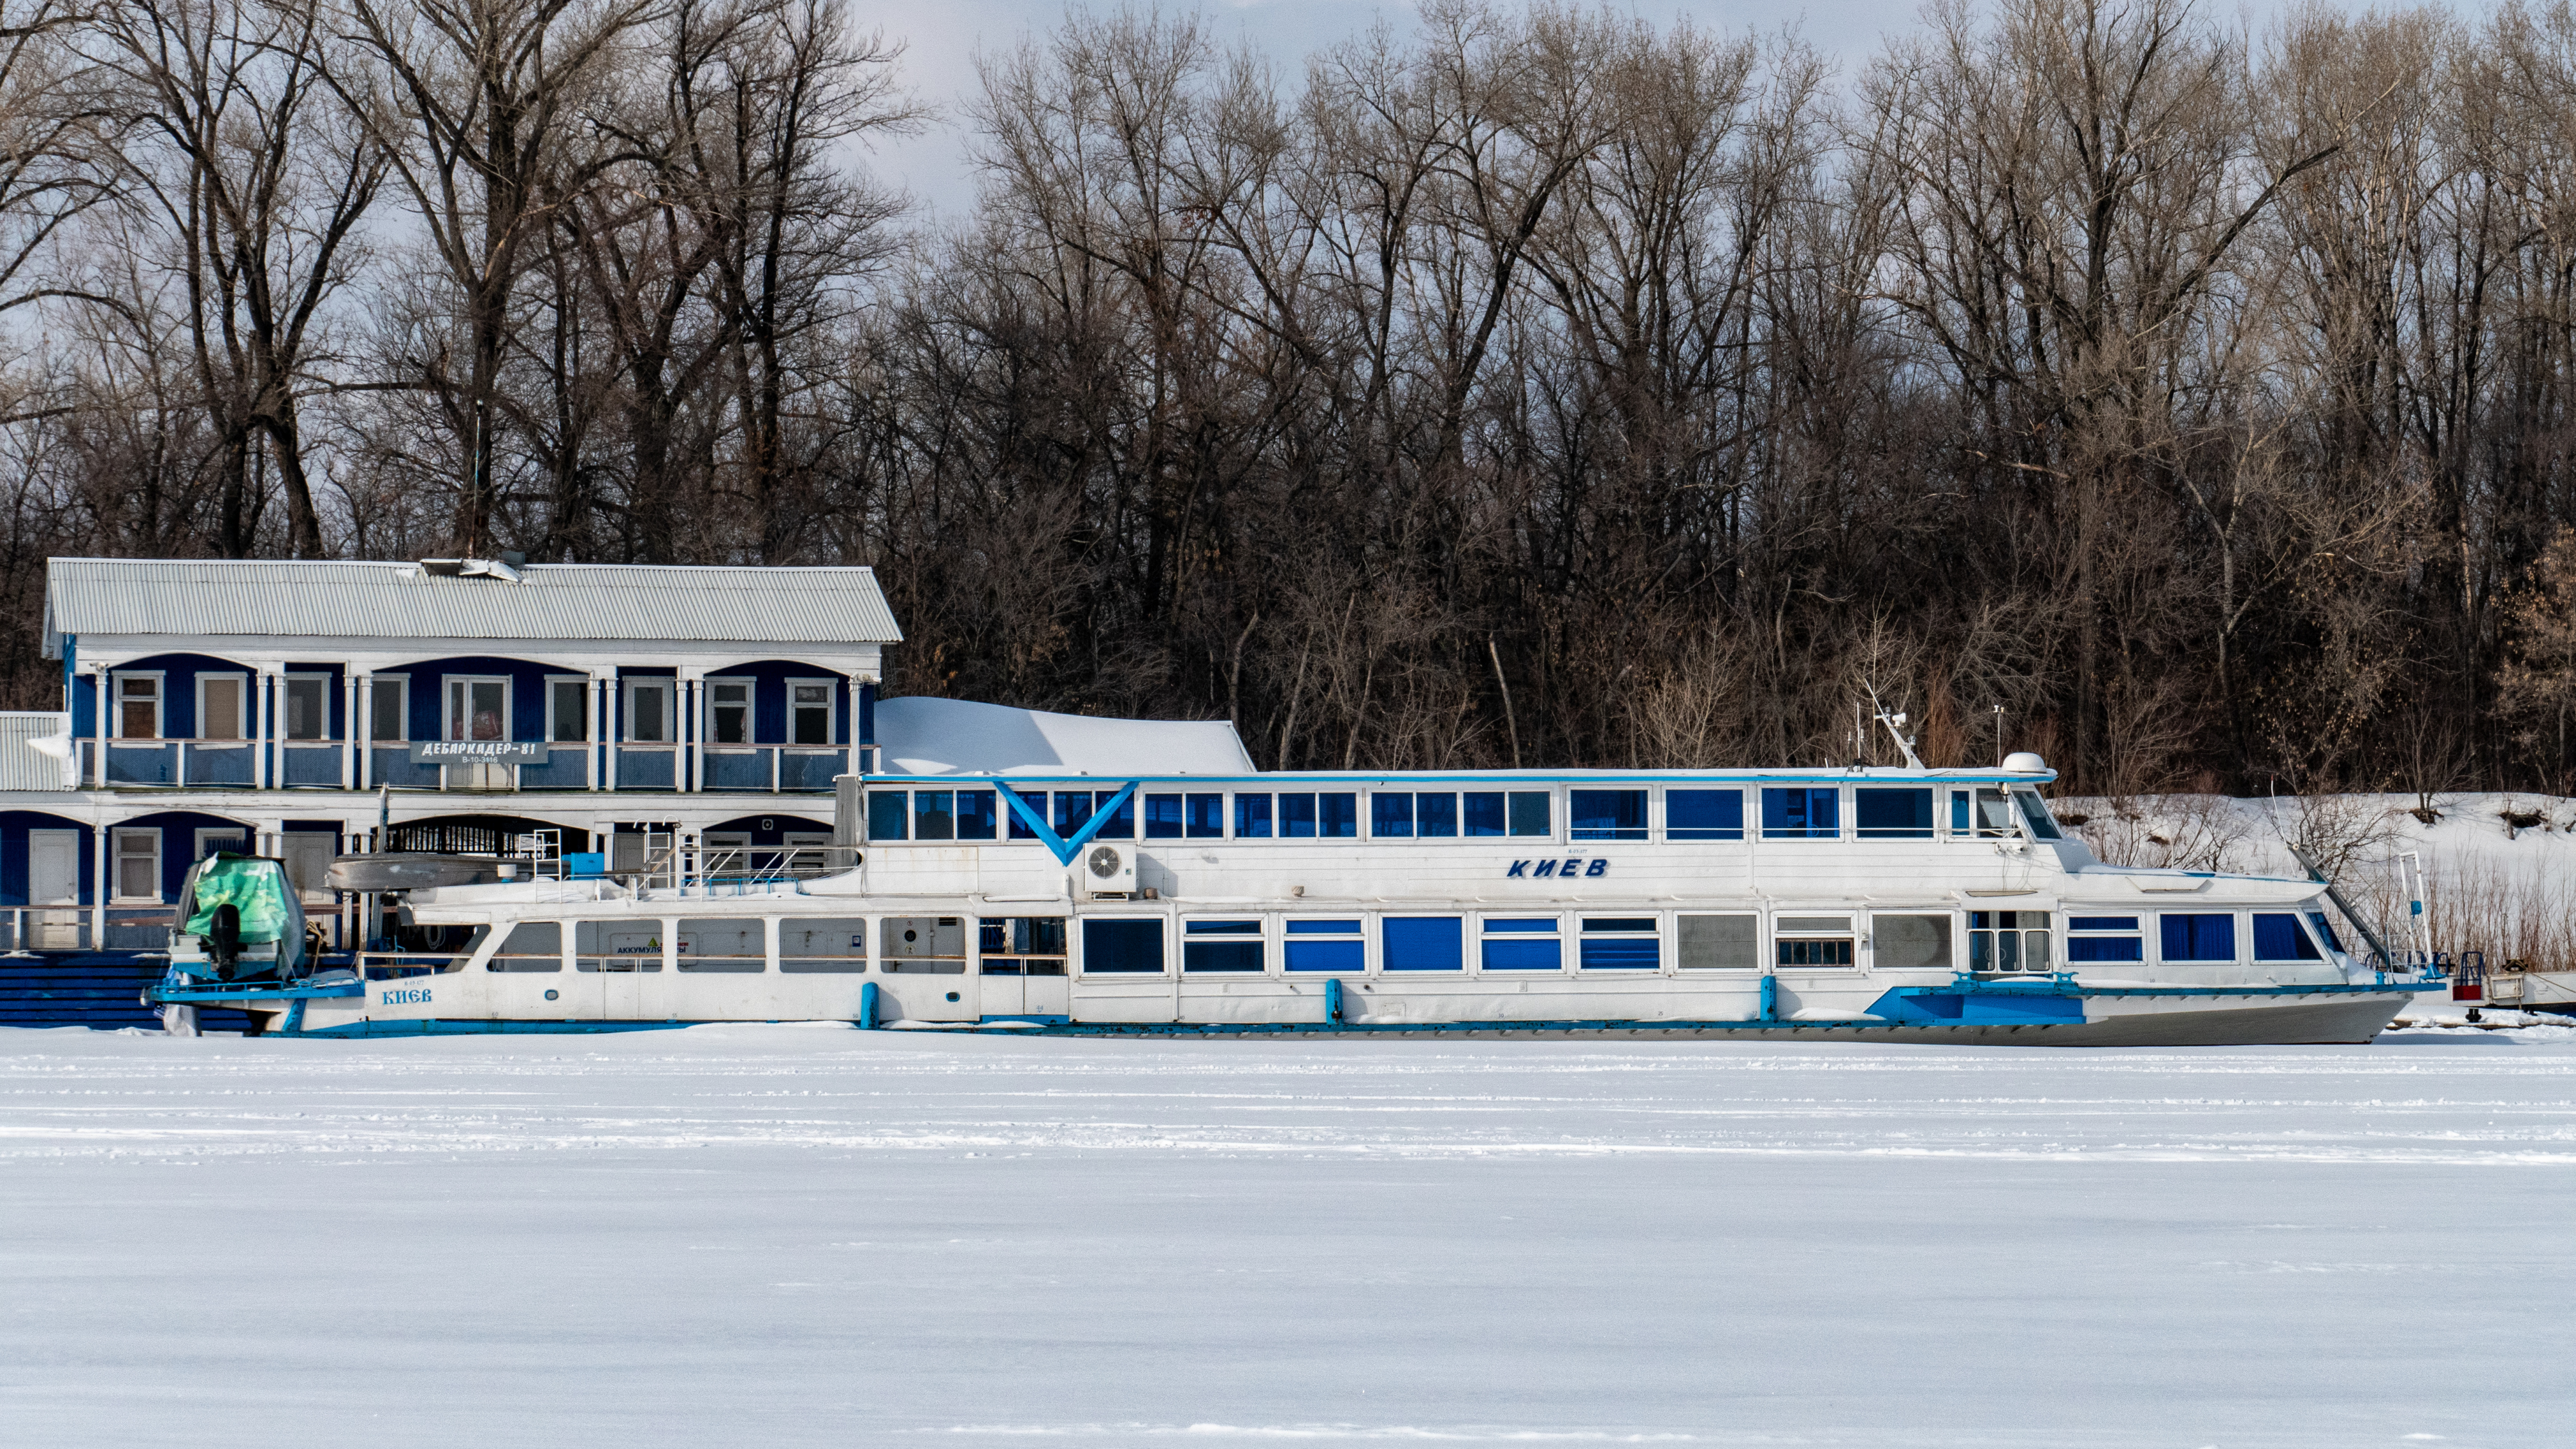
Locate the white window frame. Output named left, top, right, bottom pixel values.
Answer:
left=282, top=672, right=334, bottom=742
left=194, top=672, right=249, bottom=742
left=443, top=674, right=512, bottom=743
left=544, top=674, right=591, bottom=743
left=705, top=675, right=756, bottom=746
left=111, top=670, right=166, bottom=741
left=369, top=676, right=410, bottom=743
left=111, top=828, right=162, bottom=902
left=786, top=676, right=837, bottom=747
left=194, top=826, right=248, bottom=862
left=624, top=677, right=676, bottom=744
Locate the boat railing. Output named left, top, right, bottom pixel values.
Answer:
left=629, top=834, right=855, bottom=896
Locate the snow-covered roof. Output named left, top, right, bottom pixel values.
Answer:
left=875, top=696, right=1255, bottom=777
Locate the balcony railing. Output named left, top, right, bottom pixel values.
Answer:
left=703, top=746, right=846, bottom=791
left=80, top=739, right=847, bottom=793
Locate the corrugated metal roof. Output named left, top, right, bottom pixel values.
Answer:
left=44, top=559, right=902, bottom=652
left=0, top=712, right=71, bottom=790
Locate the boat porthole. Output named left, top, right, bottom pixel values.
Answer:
left=945, top=992, right=960, bottom=1002
left=905, top=930, right=918, bottom=943
left=544, top=989, right=558, bottom=1001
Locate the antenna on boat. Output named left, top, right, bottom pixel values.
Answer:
left=1873, top=706, right=1926, bottom=770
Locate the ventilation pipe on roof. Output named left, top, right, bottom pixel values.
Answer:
left=417, top=555, right=524, bottom=582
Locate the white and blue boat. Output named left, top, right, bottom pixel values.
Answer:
left=152, top=697, right=2440, bottom=1044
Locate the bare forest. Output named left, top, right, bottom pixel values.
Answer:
left=8, top=0, right=2576, bottom=796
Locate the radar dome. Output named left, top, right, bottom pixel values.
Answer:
left=2002, top=751, right=2049, bottom=773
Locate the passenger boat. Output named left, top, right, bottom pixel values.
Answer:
left=149, top=705, right=2443, bottom=1044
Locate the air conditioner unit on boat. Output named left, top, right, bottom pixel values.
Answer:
left=1078, top=841, right=1137, bottom=898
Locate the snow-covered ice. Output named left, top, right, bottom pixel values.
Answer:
left=3, top=1025, right=2570, bottom=1448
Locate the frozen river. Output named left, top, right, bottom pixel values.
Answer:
left=3, top=1025, right=2570, bottom=1447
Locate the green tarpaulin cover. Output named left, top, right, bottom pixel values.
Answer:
left=183, top=855, right=292, bottom=943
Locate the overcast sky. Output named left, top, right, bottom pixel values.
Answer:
left=858, top=0, right=2343, bottom=220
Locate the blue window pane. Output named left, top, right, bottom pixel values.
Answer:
left=1096, top=791, right=1135, bottom=839
left=1761, top=787, right=1840, bottom=838
left=1382, top=916, right=1463, bottom=971
left=867, top=791, right=907, bottom=841
left=1053, top=791, right=1093, bottom=835
left=1007, top=791, right=1045, bottom=838
left=2065, top=937, right=2143, bottom=962
left=2307, top=913, right=2344, bottom=952
left=1569, top=789, right=1647, bottom=841
left=1950, top=792, right=1969, bottom=831
left=1508, top=792, right=1551, bottom=837
left=1667, top=790, right=1743, bottom=840
left=2069, top=916, right=2138, bottom=932
left=1143, top=793, right=1185, bottom=838
left=1185, top=793, right=1224, bottom=838
left=1320, top=793, right=1358, bottom=838
left=912, top=790, right=954, bottom=840
left=1185, top=920, right=1260, bottom=934
left=1484, top=918, right=1557, bottom=933
left=1285, top=939, right=1364, bottom=972
left=1417, top=793, right=1457, bottom=837
left=1463, top=792, right=1508, bottom=836
left=1235, top=793, right=1273, bottom=838
left=1481, top=939, right=1561, bottom=970
left=1372, top=793, right=1414, bottom=838
left=1083, top=918, right=1162, bottom=973
left=956, top=790, right=998, bottom=840
left=1854, top=788, right=1933, bottom=838
left=2251, top=914, right=2321, bottom=961
left=1580, top=938, right=1660, bottom=970
left=1582, top=918, right=1656, bottom=933
left=1280, top=793, right=1317, bottom=837
left=1285, top=919, right=1362, bottom=934
left=1183, top=941, right=1263, bottom=972
left=2160, top=914, right=2235, bottom=961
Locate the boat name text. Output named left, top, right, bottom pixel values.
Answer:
left=1507, top=858, right=1609, bottom=878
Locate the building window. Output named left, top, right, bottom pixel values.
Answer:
left=1666, top=790, right=1743, bottom=841
left=1283, top=918, right=1363, bottom=972
left=789, top=680, right=834, bottom=745
left=1569, top=790, right=1647, bottom=841
left=284, top=674, right=330, bottom=741
left=708, top=678, right=753, bottom=744
left=194, top=828, right=246, bottom=861
left=370, top=677, right=408, bottom=742
left=113, top=828, right=160, bottom=901
left=445, top=676, right=508, bottom=741
left=548, top=677, right=589, bottom=742
left=115, top=674, right=163, bottom=739
left=197, top=675, right=246, bottom=741
left=1761, top=787, right=1840, bottom=839
left=625, top=679, right=674, bottom=743
left=1182, top=919, right=1264, bottom=973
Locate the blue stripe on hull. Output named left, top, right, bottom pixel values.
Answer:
left=293, top=1019, right=703, bottom=1038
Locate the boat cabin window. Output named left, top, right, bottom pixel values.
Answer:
left=1283, top=919, right=1363, bottom=972
left=1050, top=790, right=1135, bottom=839
left=115, top=673, right=163, bottom=739
left=576, top=921, right=663, bottom=972
left=1372, top=791, right=1462, bottom=838
left=1082, top=918, right=1164, bottom=974
left=1665, top=789, right=1743, bottom=840
left=1145, top=793, right=1225, bottom=839
left=1235, top=793, right=1274, bottom=838
left=1970, top=911, right=2052, bottom=973
left=1579, top=917, right=1659, bottom=970
left=1676, top=913, right=1759, bottom=969
left=867, top=790, right=908, bottom=840
left=954, top=790, right=998, bottom=839
left=1871, top=913, right=1953, bottom=969
left=881, top=916, right=965, bottom=972
left=1383, top=916, right=1464, bottom=971
left=1855, top=788, right=1934, bottom=839
left=487, top=921, right=562, bottom=972
left=679, top=918, right=766, bottom=973
left=2012, top=790, right=2063, bottom=840
left=1569, top=791, right=1647, bottom=841
left=1183, top=919, right=1264, bottom=972
left=1480, top=916, right=1561, bottom=971
left=1271, top=792, right=1359, bottom=838
left=1953, top=788, right=2014, bottom=837
left=1762, top=788, right=1840, bottom=840
left=912, top=791, right=956, bottom=840
left=2251, top=914, right=2324, bottom=962
left=779, top=917, right=868, bottom=972
left=979, top=916, right=1066, bottom=976
left=1463, top=791, right=1550, bottom=837
left=2306, top=912, right=2344, bottom=954
left=2159, top=913, right=2235, bottom=963
left=285, top=674, right=330, bottom=741
left=1775, top=915, right=1855, bottom=967
left=2067, top=916, right=2143, bottom=962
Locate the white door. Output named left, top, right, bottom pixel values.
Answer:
left=279, top=834, right=336, bottom=900
left=28, top=830, right=79, bottom=949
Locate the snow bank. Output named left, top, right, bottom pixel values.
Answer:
left=1, top=1028, right=2567, bottom=1447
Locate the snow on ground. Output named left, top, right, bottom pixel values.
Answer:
left=3, top=1026, right=2571, bottom=1448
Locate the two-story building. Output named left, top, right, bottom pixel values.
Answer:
left=4, top=558, right=896, bottom=949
